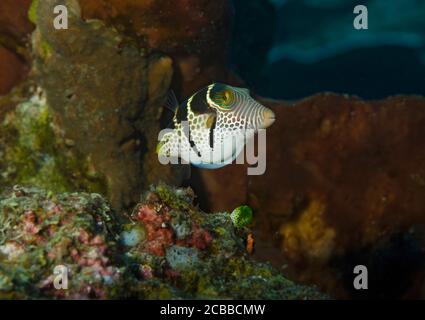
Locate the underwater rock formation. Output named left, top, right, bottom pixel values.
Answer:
left=0, top=185, right=121, bottom=299
left=0, top=0, right=33, bottom=95
left=3, top=0, right=186, bottom=211
left=77, top=0, right=233, bottom=97
left=195, top=93, right=425, bottom=298
left=123, top=184, right=328, bottom=299
left=0, top=0, right=238, bottom=98
left=0, top=47, right=28, bottom=96
left=0, top=0, right=242, bottom=211
left=1, top=0, right=425, bottom=300
left=0, top=184, right=327, bottom=299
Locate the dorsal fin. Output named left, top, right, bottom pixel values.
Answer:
left=164, top=90, right=179, bottom=112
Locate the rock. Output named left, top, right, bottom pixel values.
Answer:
left=1, top=0, right=185, bottom=211
left=192, top=93, right=425, bottom=298
left=254, top=1, right=425, bottom=99
left=0, top=0, right=33, bottom=41
left=0, top=0, right=33, bottom=95
left=77, top=0, right=233, bottom=97
left=0, top=185, right=122, bottom=299
left=118, top=184, right=328, bottom=299
left=165, top=246, right=200, bottom=272
left=0, top=47, right=29, bottom=96
left=0, top=184, right=328, bottom=299
left=0, top=0, right=238, bottom=211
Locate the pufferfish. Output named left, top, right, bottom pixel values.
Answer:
left=157, top=83, right=275, bottom=169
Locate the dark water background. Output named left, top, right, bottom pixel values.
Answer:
left=230, top=0, right=425, bottom=100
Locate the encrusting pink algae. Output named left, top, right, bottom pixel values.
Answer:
left=0, top=184, right=328, bottom=299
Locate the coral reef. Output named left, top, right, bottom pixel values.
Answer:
left=0, top=0, right=254, bottom=211
left=0, top=0, right=237, bottom=97
left=0, top=0, right=254, bottom=212
left=0, top=185, right=121, bottom=299
left=231, top=205, right=254, bottom=229
left=122, top=185, right=327, bottom=299
left=0, top=0, right=187, bottom=211
left=195, top=93, right=425, bottom=298
left=32, top=0, right=185, bottom=210
left=0, top=88, right=108, bottom=196
left=77, top=0, right=233, bottom=97
left=0, top=184, right=327, bottom=299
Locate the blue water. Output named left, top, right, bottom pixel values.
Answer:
left=230, top=0, right=425, bottom=100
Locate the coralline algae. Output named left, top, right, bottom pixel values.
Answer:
left=0, top=184, right=328, bottom=299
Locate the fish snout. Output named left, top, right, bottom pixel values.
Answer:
left=259, top=107, right=276, bottom=129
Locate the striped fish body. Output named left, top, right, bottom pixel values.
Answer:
left=157, top=83, right=275, bottom=169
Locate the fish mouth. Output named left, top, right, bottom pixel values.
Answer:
left=259, top=108, right=276, bottom=129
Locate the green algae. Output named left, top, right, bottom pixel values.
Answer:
left=2, top=0, right=184, bottom=212
left=27, top=0, right=181, bottom=211
left=28, top=0, right=39, bottom=24
left=0, top=90, right=108, bottom=197
left=153, top=184, right=194, bottom=212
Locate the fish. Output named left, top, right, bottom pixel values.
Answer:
left=157, top=83, right=275, bottom=169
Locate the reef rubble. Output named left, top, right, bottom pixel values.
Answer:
left=0, top=184, right=327, bottom=299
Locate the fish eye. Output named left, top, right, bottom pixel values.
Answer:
left=214, top=89, right=234, bottom=110
left=224, top=90, right=232, bottom=102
